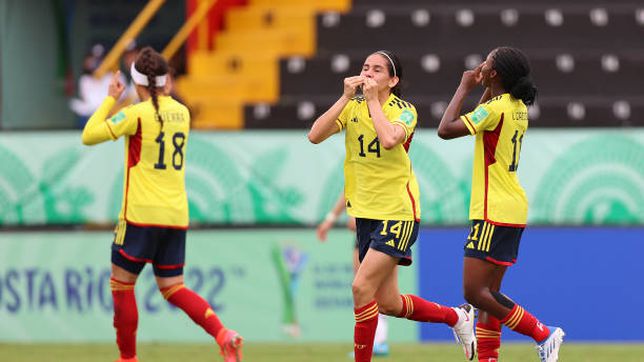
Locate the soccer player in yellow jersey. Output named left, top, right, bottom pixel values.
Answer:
left=81, top=47, right=242, bottom=362
left=309, top=50, right=476, bottom=362
left=438, top=47, right=565, bottom=362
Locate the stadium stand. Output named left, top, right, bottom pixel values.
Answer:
left=240, top=1, right=644, bottom=128
left=82, top=0, right=185, bottom=54
left=175, top=0, right=351, bottom=128
left=172, top=1, right=644, bottom=128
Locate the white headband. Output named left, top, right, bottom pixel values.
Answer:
left=130, top=63, right=167, bottom=87
left=376, top=51, right=397, bottom=78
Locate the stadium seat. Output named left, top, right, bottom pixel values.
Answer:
left=238, top=1, right=644, bottom=128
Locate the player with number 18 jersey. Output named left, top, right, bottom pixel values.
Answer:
left=84, top=95, right=190, bottom=229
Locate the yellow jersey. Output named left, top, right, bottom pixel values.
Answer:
left=336, top=93, right=421, bottom=221
left=460, top=93, right=528, bottom=226
left=82, top=96, right=190, bottom=228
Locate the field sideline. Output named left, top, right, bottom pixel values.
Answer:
left=2, top=342, right=644, bottom=361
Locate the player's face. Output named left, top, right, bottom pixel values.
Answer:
left=480, top=52, right=497, bottom=87
left=360, top=53, right=397, bottom=92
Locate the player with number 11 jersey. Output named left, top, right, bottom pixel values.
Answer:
left=461, top=92, right=528, bottom=226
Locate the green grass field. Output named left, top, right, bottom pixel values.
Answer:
left=2, top=342, right=644, bottom=362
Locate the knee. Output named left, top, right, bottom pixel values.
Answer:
left=351, top=281, right=366, bottom=299
left=352, top=280, right=378, bottom=305
left=463, top=287, right=485, bottom=308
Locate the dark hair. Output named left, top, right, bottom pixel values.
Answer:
left=134, top=46, right=169, bottom=129
left=492, top=47, right=537, bottom=105
left=374, top=50, right=403, bottom=97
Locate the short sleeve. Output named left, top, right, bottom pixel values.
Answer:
left=460, top=103, right=499, bottom=135
left=390, top=104, right=417, bottom=140
left=106, top=105, right=138, bottom=139
left=336, top=98, right=358, bottom=131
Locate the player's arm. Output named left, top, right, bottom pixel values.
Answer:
left=363, top=78, right=406, bottom=149
left=308, top=76, right=363, bottom=144
left=437, top=64, right=483, bottom=140
left=81, top=71, right=126, bottom=145
left=316, top=193, right=347, bottom=242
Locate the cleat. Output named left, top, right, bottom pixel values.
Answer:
left=217, top=329, right=243, bottom=362
left=347, top=343, right=389, bottom=359
left=536, top=327, right=565, bottom=362
left=114, top=358, right=138, bottom=362
left=452, top=304, right=476, bottom=360
left=373, top=342, right=390, bottom=357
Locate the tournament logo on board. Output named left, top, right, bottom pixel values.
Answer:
left=532, top=135, right=643, bottom=224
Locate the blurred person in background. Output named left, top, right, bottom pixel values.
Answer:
left=69, top=44, right=123, bottom=128
left=120, top=40, right=140, bottom=104
left=308, top=50, right=476, bottom=362
left=437, top=46, right=565, bottom=362
left=317, top=192, right=390, bottom=357
left=81, top=46, right=243, bottom=362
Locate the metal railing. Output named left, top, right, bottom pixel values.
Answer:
left=93, top=0, right=218, bottom=79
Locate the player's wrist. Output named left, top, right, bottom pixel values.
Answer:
left=324, top=212, right=337, bottom=223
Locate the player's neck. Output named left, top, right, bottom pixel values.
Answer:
left=378, top=91, right=391, bottom=105
left=489, top=83, right=505, bottom=98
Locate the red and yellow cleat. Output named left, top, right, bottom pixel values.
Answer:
left=114, top=357, right=138, bottom=362
left=216, top=328, right=243, bottom=362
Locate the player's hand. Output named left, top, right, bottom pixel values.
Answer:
left=459, top=63, right=484, bottom=91
left=343, top=76, right=364, bottom=99
left=316, top=220, right=333, bottom=242
left=108, top=70, right=126, bottom=99
left=362, top=77, right=378, bottom=102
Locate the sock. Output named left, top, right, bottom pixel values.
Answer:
left=374, top=314, right=388, bottom=345
left=399, top=294, right=459, bottom=327
left=476, top=316, right=501, bottom=361
left=500, top=304, right=550, bottom=343
left=161, top=284, right=225, bottom=342
left=354, top=300, right=379, bottom=362
left=111, top=278, right=138, bottom=359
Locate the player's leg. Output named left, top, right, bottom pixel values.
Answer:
left=464, top=257, right=564, bottom=361
left=465, top=258, right=562, bottom=348
left=155, top=274, right=241, bottom=360
left=111, top=265, right=140, bottom=362
left=464, top=257, right=546, bottom=339
left=376, top=266, right=459, bottom=326
left=369, top=219, right=475, bottom=360
left=373, top=259, right=474, bottom=360
left=153, top=229, right=242, bottom=361
left=352, top=242, right=388, bottom=356
left=463, top=220, right=561, bottom=349
left=475, top=265, right=506, bottom=362
left=110, top=222, right=148, bottom=362
left=352, top=248, right=397, bottom=362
